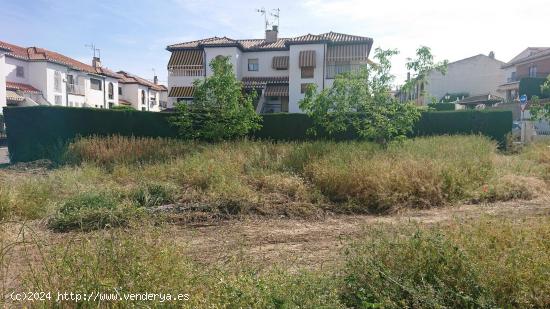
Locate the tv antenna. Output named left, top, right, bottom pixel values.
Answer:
left=85, top=43, right=100, bottom=58
left=256, top=7, right=280, bottom=30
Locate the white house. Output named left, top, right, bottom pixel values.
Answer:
left=421, top=53, right=506, bottom=105
left=0, top=46, right=8, bottom=112
left=117, top=71, right=167, bottom=111
left=0, top=40, right=167, bottom=113
left=166, top=27, right=373, bottom=113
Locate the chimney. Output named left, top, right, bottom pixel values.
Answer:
left=153, top=75, right=158, bottom=84
left=92, top=56, right=101, bottom=68
left=488, top=51, right=495, bottom=59
left=265, top=25, right=278, bottom=43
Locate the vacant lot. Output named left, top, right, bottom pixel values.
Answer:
left=1, top=135, right=550, bottom=307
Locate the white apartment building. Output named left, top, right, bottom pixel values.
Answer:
left=421, top=53, right=506, bottom=105
left=166, top=27, right=373, bottom=113
left=117, top=71, right=167, bottom=112
left=0, top=40, right=167, bottom=113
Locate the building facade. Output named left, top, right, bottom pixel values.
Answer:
left=117, top=71, right=167, bottom=111
left=498, top=47, right=550, bottom=102
left=421, top=53, right=506, bottom=105
left=0, top=40, right=167, bottom=113
left=166, top=27, right=373, bottom=113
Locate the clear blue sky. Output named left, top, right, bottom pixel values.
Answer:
left=1, top=0, right=548, bottom=85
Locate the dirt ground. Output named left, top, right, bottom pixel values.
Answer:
left=2, top=196, right=550, bottom=294
left=171, top=197, right=550, bottom=269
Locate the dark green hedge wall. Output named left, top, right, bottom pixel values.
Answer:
left=3, top=106, right=512, bottom=163
left=427, top=103, right=456, bottom=111
left=519, top=78, right=548, bottom=99
left=3, top=106, right=177, bottom=162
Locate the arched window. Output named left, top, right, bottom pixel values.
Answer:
left=141, top=90, right=146, bottom=105
left=108, top=82, right=114, bottom=99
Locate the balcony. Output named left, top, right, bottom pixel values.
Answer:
left=168, top=65, right=204, bottom=77
left=67, top=83, right=85, bottom=96
left=325, top=63, right=366, bottom=79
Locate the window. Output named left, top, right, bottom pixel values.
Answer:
left=301, top=83, right=314, bottom=94
left=529, top=65, right=538, bottom=77
left=118, top=87, right=122, bottom=95
left=54, top=95, right=62, bottom=105
left=248, top=58, right=259, bottom=71
left=109, top=102, right=114, bottom=109
left=54, top=71, right=62, bottom=92
left=108, top=82, right=114, bottom=99
left=142, top=107, right=147, bottom=111
left=301, top=67, right=314, bottom=78
left=16, top=66, right=24, bottom=78
left=141, top=90, right=146, bottom=105
left=90, top=78, right=102, bottom=91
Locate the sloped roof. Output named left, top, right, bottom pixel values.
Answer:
left=503, top=47, right=550, bottom=68
left=0, top=40, right=123, bottom=79
left=0, top=40, right=100, bottom=74
left=117, top=71, right=167, bottom=91
left=6, top=81, right=41, bottom=93
left=167, top=31, right=373, bottom=52
left=458, top=93, right=504, bottom=105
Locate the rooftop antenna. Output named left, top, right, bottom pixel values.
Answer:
left=256, top=7, right=268, bottom=30
left=85, top=43, right=100, bottom=59
left=270, top=8, right=280, bottom=27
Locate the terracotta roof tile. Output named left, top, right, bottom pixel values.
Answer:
left=6, top=81, right=41, bottom=93
left=117, top=71, right=167, bottom=91
left=167, top=31, right=373, bottom=51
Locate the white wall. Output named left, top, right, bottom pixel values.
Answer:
left=288, top=43, right=326, bottom=113
left=240, top=50, right=290, bottom=78
left=0, top=52, right=6, bottom=112
left=204, top=47, right=241, bottom=77
left=4, top=57, right=30, bottom=84
left=425, top=55, right=506, bottom=104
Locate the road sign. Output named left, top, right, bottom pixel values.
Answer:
left=520, top=94, right=528, bottom=112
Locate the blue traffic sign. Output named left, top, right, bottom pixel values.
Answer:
left=520, top=94, right=528, bottom=104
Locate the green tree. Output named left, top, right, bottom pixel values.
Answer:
left=530, top=75, right=550, bottom=120
left=299, top=48, right=420, bottom=145
left=402, top=46, right=449, bottom=102
left=170, top=56, right=261, bottom=141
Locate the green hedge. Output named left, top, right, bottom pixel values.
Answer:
left=519, top=78, right=548, bottom=99
left=3, top=106, right=176, bottom=162
left=428, top=103, right=456, bottom=111
left=3, top=106, right=512, bottom=163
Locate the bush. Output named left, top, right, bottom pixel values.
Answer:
left=342, top=227, right=490, bottom=308
left=110, top=105, right=135, bottom=111
left=129, top=183, right=177, bottom=207
left=427, top=102, right=455, bottom=111
left=48, top=192, right=138, bottom=232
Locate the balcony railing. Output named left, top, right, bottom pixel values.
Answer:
left=168, top=65, right=204, bottom=77
left=67, top=83, right=85, bottom=95
left=325, top=64, right=366, bottom=79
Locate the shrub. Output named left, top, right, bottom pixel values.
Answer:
left=129, top=183, right=177, bottom=207
left=169, top=56, right=261, bottom=141
left=48, top=193, right=138, bottom=232
left=110, top=105, right=135, bottom=111
left=342, top=227, right=491, bottom=308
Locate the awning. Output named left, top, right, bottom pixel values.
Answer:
left=118, top=99, right=132, bottom=106
left=168, top=50, right=204, bottom=67
left=272, top=56, right=289, bottom=69
left=6, top=90, right=25, bottom=102
left=241, top=76, right=289, bottom=88
left=264, top=84, right=289, bottom=97
left=169, top=86, right=195, bottom=98
left=299, top=50, right=316, bottom=67
left=327, top=44, right=370, bottom=62
left=498, top=82, right=520, bottom=91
